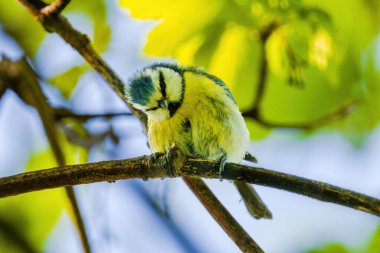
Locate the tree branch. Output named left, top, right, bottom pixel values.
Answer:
left=243, top=23, right=277, bottom=118
left=249, top=100, right=355, bottom=130
left=0, top=57, right=91, bottom=253
left=53, top=107, right=133, bottom=121
left=41, top=0, right=71, bottom=16
left=17, top=0, right=147, bottom=126
left=183, top=177, right=264, bottom=253
left=1, top=150, right=379, bottom=218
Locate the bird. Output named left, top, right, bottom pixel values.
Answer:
left=126, top=62, right=272, bottom=219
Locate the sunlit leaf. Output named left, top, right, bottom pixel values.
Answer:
left=120, top=0, right=380, bottom=144
left=120, top=0, right=234, bottom=58
left=208, top=24, right=261, bottom=111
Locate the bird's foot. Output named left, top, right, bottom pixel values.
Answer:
left=217, top=153, right=228, bottom=182
left=165, top=143, right=179, bottom=177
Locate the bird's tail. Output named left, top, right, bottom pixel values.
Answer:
left=234, top=181, right=272, bottom=219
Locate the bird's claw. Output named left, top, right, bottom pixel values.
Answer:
left=165, top=143, right=179, bottom=177
left=217, top=154, right=228, bottom=182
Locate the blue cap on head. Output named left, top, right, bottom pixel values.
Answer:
left=127, top=75, right=155, bottom=106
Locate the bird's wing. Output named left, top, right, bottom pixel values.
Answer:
left=183, top=66, right=237, bottom=104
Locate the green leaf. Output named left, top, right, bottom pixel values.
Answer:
left=306, top=226, right=380, bottom=253
left=66, top=0, right=111, bottom=52
left=367, top=227, right=380, bottom=253
left=49, top=65, right=89, bottom=98
left=0, top=2, right=46, bottom=56
left=307, top=243, right=351, bottom=253
left=245, top=118, right=271, bottom=141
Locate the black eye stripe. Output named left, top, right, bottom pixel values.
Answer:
left=159, top=71, right=167, bottom=98
left=146, top=106, right=159, bottom=111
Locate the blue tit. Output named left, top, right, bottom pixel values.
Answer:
left=126, top=63, right=272, bottom=219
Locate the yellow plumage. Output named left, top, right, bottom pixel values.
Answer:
left=126, top=63, right=271, bottom=219
left=148, top=71, right=249, bottom=162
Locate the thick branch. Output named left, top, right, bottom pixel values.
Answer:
left=1, top=151, right=379, bottom=217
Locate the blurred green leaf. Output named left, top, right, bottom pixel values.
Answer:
left=306, top=226, right=380, bottom=253
left=0, top=148, right=66, bottom=253
left=367, top=227, right=380, bottom=253
left=49, top=64, right=89, bottom=98
left=66, top=0, right=111, bottom=52
left=0, top=131, right=88, bottom=252
left=334, top=43, right=380, bottom=146
left=245, top=118, right=271, bottom=141
left=307, top=243, right=351, bottom=253
left=0, top=2, right=46, bottom=56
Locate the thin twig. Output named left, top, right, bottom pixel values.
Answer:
left=244, top=23, right=278, bottom=118
left=54, top=107, right=133, bottom=121
left=41, top=0, right=71, bottom=16
left=0, top=151, right=379, bottom=217
left=183, top=177, right=264, bottom=253
left=251, top=100, right=355, bottom=130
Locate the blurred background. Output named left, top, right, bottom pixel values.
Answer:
left=0, top=0, right=380, bottom=252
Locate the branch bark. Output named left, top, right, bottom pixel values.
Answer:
left=53, top=107, right=133, bottom=121
left=183, top=177, right=264, bottom=253
left=1, top=150, right=379, bottom=218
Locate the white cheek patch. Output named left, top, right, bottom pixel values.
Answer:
left=157, top=68, right=183, bottom=102
left=146, top=109, right=170, bottom=121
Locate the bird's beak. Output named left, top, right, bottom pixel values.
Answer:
left=158, top=99, right=168, bottom=109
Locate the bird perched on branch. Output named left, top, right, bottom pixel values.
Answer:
left=126, top=63, right=272, bottom=219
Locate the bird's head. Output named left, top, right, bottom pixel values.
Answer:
left=126, top=63, right=184, bottom=121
